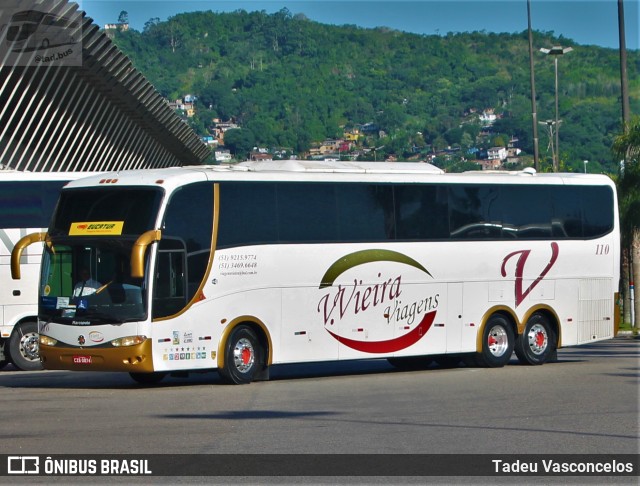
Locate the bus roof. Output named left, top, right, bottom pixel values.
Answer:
left=233, top=160, right=444, bottom=174
left=60, top=161, right=616, bottom=192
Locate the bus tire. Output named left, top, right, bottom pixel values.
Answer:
left=476, top=314, right=514, bottom=368
left=0, top=339, right=9, bottom=369
left=8, top=321, right=43, bottom=371
left=515, top=313, right=556, bottom=365
left=129, top=372, right=166, bottom=385
left=219, top=325, right=262, bottom=385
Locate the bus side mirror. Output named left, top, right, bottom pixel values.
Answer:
left=11, top=232, right=47, bottom=280
left=131, top=230, right=162, bottom=279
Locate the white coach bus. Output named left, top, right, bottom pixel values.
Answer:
left=11, top=161, right=620, bottom=384
left=0, top=170, right=98, bottom=370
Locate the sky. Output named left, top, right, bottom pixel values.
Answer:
left=81, top=0, right=639, bottom=50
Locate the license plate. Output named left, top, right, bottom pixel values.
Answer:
left=73, top=355, right=92, bottom=364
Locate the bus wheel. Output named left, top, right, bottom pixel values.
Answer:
left=515, top=313, right=556, bottom=365
left=476, top=315, right=514, bottom=368
left=9, top=321, right=43, bottom=371
left=219, top=325, right=262, bottom=385
left=129, top=372, right=166, bottom=385
left=0, top=339, right=8, bottom=369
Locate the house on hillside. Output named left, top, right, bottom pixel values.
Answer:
left=214, top=150, right=232, bottom=163
left=104, top=23, right=129, bottom=38
left=170, top=98, right=195, bottom=118
left=487, top=146, right=507, bottom=161
left=250, top=152, right=273, bottom=161
left=210, top=119, right=239, bottom=145
left=479, top=158, right=502, bottom=170
left=479, top=109, right=497, bottom=127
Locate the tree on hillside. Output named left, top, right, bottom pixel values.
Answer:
left=224, top=128, right=256, bottom=160
left=108, top=10, right=640, bottom=171
left=613, top=116, right=640, bottom=328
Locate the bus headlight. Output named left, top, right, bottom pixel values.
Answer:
left=39, top=335, right=57, bottom=346
left=110, top=335, right=147, bottom=347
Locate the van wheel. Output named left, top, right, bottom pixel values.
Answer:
left=9, top=321, right=43, bottom=371
left=476, top=315, right=514, bottom=367
left=515, top=313, right=556, bottom=365
left=219, top=325, right=262, bottom=385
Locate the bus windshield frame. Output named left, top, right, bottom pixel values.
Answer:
left=39, top=186, right=164, bottom=325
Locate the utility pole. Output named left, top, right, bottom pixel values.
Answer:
left=618, top=0, right=631, bottom=128
left=618, top=0, right=635, bottom=329
left=527, top=0, right=540, bottom=171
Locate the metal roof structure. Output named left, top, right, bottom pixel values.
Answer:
left=0, top=0, right=210, bottom=172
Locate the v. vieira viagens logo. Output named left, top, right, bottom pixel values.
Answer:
left=316, top=249, right=439, bottom=353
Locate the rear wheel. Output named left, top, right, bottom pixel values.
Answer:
left=515, top=313, right=556, bottom=365
left=219, top=325, right=263, bottom=385
left=9, top=321, right=43, bottom=371
left=476, top=314, right=514, bottom=368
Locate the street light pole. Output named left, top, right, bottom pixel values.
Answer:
left=540, top=45, right=572, bottom=172
left=583, top=160, right=588, bottom=173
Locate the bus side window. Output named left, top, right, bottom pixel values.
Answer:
left=448, top=185, right=502, bottom=239
left=395, top=185, right=448, bottom=240
left=336, top=184, right=394, bottom=242
left=153, top=239, right=187, bottom=319
left=277, top=183, right=338, bottom=243
left=153, top=182, right=213, bottom=319
left=217, top=183, right=278, bottom=248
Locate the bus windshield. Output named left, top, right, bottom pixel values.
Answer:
left=40, top=187, right=163, bottom=324
left=40, top=239, right=147, bottom=324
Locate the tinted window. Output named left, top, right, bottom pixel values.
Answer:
left=552, top=185, right=614, bottom=238
left=278, top=184, right=338, bottom=242
left=499, top=186, right=553, bottom=238
left=163, top=183, right=214, bottom=255
left=51, top=187, right=162, bottom=236
left=337, top=184, right=394, bottom=241
left=551, top=186, right=582, bottom=237
left=449, top=185, right=502, bottom=239
left=215, top=181, right=614, bottom=247
left=0, top=180, right=66, bottom=228
left=580, top=186, right=614, bottom=237
left=162, top=182, right=214, bottom=304
left=217, top=183, right=278, bottom=247
left=395, top=185, right=449, bottom=240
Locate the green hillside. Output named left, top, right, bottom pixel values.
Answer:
left=109, top=8, right=639, bottom=173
